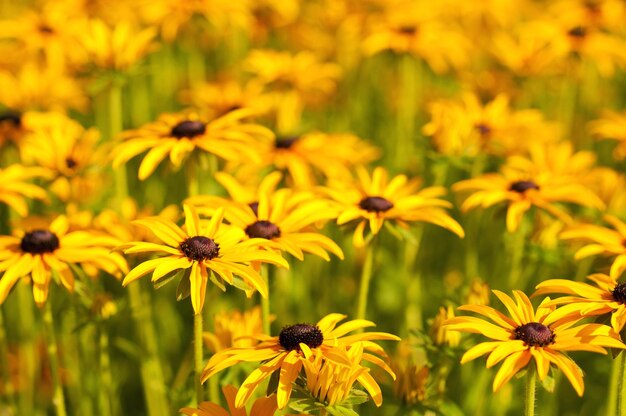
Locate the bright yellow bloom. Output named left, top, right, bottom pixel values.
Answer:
left=0, top=215, right=128, bottom=306
left=445, top=290, right=625, bottom=396
left=422, top=93, right=561, bottom=157
left=180, top=385, right=278, bottom=416
left=302, top=342, right=394, bottom=408
left=323, top=166, right=464, bottom=247
left=75, top=19, right=157, bottom=71
left=201, top=313, right=400, bottom=409
left=559, top=215, right=626, bottom=279
left=203, top=307, right=265, bottom=353
left=179, top=80, right=267, bottom=121
left=187, top=173, right=344, bottom=261
left=120, top=205, right=288, bottom=314
left=111, top=110, right=273, bottom=180
left=20, top=112, right=106, bottom=203
left=0, top=164, right=50, bottom=217
left=453, top=145, right=605, bottom=232
left=534, top=273, right=626, bottom=334
left=362, top=1, right=470, bottom=73
left=0, top=63, right=88, bottom=113
left=590, top=110, right=626, bottom=160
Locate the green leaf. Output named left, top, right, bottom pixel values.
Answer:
left=327, top=405, right=360, bottom=416
left=175, top=269, right=192, bottom=301
left=540, top=375, right=555, bottom=393
left=153, top=268, right=184, bottom=290
left=337, top=389, right=370, bottom=406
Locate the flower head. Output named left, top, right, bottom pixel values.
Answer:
left=445, top=290, right=625, bottom=395
left=201, top=313, right=399, bottom=409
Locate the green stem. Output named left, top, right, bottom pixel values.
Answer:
left=194, top=312, right=204, bottom=405
left=0, top=306, right=16, bottom=410
left=396, top=54, right=420, bottom=170
left=17, top=283, right=36, bottom=415
left=98, top=325, right=112, bottom=416
left=186, top=156, right=200, bottom=197
left=43, top=301, right=68, bottom=416
left=508, top=220, right=527, bottom=290
left=261, top=265, right=271, bottom=335
left=608, top=354, right=621, bottom=416
left=404, top=227, right=424, bottom=330
left=525, top=366, right=536, bottom=416
left=107, top=82, right=129, bottom=205
left=356, top=239, right=376, bottom=320
left=618, top=352, right=626, bottom=416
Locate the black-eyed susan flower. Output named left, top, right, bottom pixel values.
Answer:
left=179, top=79, right=267, bottom=120
left=534, top=273, right=626, bottom=334
left=20, top=112, right=106, bottom=203
left=180, top=385, right=278, bottom=416
left=111, top=110, right=273, bottom=180
left=590, top=110, right=626, bottom=160
left=445, top=290, right=625, bottom=395
left=0, top=164, right=51, bottom=217
left=0, top=215, right=128, bottom=306
left=203, top=307, right=265, bottom=353
left=559, top=215, right=626, bottom=279
left=390, top=341, right=431, bottom=406
left=323, top=166, right=464, bottom=247
left=301, top=341, right=395, bottom=408
left=430, top=306, right=460, bottom=347
left=187, top=173, right=343, bottom=261
left=201, top=313, right=400, bottom=409
left=453, top=146, right=605, bottom=232
left=120, top=205, right=288, bottom=314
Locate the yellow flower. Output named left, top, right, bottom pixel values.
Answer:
left=112, top=110, right=273, bottom=180
left=0, top=164, right=51, bottom=217
left=0, top=62, right=88, bottom=113
left=430, top=306, right=460, bottom=347
left=180, top=385, right=278, bottom=416
left=559, top=215, right=626, bottom=279
left=453, top=145, right=605, bottom=232
left=0, top=215, right=128, bottom=306
left=590, top=110, right=626, bottom=160
left=534, top=273, right=626, bottom=334
left=302, top=342, right=395, bottom=408
left=361, top=1, right=470, bottom=73
left=74, top=18, right=157, bottom=71
left=20, top=112, right=106, bottom=203
left=120, top=205, right=288, bottom=314
left=203, top=307, right=265, bottom=353
left=445, top=290, right=625, bottom=395
left=323, top=166, right=464, bottom=247
left=187, top=173, right=344, bottom=261
left=201, top=313, right=400, bottom=409
left=422, top=93, right=561, bottom=157
left=390, top=341, right=430, bottom=406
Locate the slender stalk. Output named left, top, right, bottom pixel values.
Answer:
left=186, top=155, right=200, bottom=197
left=608, top=354, right=621, bottom=416
left=0, top=307, right=16, bottom=410
left=98, top=325, right=113, bottom=416
left=403, top=226, right=424, bottom=330
left=43, top=301, right=68, bottom=416
left=107, top=82, right=129, bottom=205
left=261, top=264, right=271, bottom=335
left=194, top=312, right=204, bottom=405
left=618, top=352, right=626, bottom=416
left=508, top=220, right=527, bottom=290
left=525, top=367, right=536, bottom=416
left=17, top=283, right=36, bottom=415
left=396, top=54, right=419, bottom=169
left=356, top=239, right=376, bottom=320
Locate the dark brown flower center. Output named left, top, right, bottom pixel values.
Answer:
left=170, top=121, right=206, bottom=139
left=475, top=123, right=492, bottom=137
left=398, top=25, right=418, bottom=35
left=509, top=181, right=540, bottom=193
left=179, top=236, right=219, bottom=261
left=38, top=24, right=54, bottom=34
left=514, top=322, right=555, bottom=347
left=0, top=111, right=21, bottom=127
left=279, top=323, right=324, bottom=351
left=20, top=230, right=60, bottom=254
left=275, top=136, right=299, bottom=149
left=245, top=220, right=281, bottom=240
left=359, top=196, right=394, bottom=213
left=65, top=157, right=78, bottom=169
left=568, top=26, right=587, bottom=38
left=612, top=282, right=626, bottom=304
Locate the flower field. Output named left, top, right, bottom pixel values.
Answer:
left=2, top=1, right=626, bottom=415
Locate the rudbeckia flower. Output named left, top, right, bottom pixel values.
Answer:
left=559, top=215, right=626, bottom=279
left=534, top=273, right=626, bottom=334
left=445, top=290, right=625, bottom=395
left=120, top=205, right=288, bottom=314
left=323, top=166, right=464, bottom=247
left=180, top=385, right=278, bottom=416
left=453, top=147, right=605, bottom=232
left=201, top=313, right=400, bottom=409
left=187, top=173, right=343, bottom=261
left=590, top=110, right=626, bottom=160
left=203, top=307, right=265, bottom=353
left=0, top=164, right=51, bottom=217
left=0, top=215, right=128, bottom=306
left=111, top=109, right=273, bottom=180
